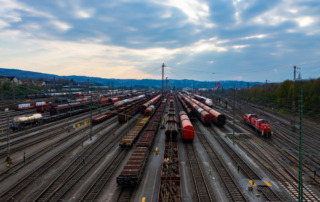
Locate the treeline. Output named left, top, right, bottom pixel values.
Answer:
left=230, top=78, right=320, bottom=119
left=0, top=81, right=44, bottom=99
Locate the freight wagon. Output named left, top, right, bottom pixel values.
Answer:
left=119, top=116, right=150, bottom=149
left=191, top=97, right=226, bottom=126
left=117, top=96, right=165, bottom=186
left=10, top=113, right=43, bottom=130
left=117, top=147, right=149, bottom=186
left=179, top=111, right=194, bottom=141
left=165, top=96, right=179, bottom=142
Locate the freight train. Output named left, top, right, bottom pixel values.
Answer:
left=165, top=96, right=179, bottom=141
left=177, top=94, right=196, bottom=121
left=190, top=96, right=226, bottom=126
left=93, top=95, right=146, bottom=124
left=36, top=93, right=141, bottom=114
left=194, top=94, right=213, bottom=107
left=117, top=98, right=166, bottom=186
left=179, top=92, right=226, bottom=126
left=14, top=101, right=49, bottom=111
left=179, top=93, right=212, bottom=125
left=243, top=114, right=271, bottom=137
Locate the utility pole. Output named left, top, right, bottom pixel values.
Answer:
left=6, top=109, right=12, bottom=164
left=11, top=82, right=15, bottom=103
left=298, top=83, right=303, bottom=202
left=54, top=76, right=56, bottom=92
left=233, top=85, right=236, bottom=136
left=292, top=66, right=296, bottom=131
left=162, top=63, right=165, bottom=94
left=166, top=77, right=168, bottom=93
left=90, top=84, right=92, bottom=141
left=265, top=80, right=267, bottom=107
left=87, top=79, right=89, bottom=95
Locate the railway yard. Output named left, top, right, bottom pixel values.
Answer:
left=0, top=91, right=320, bottom=202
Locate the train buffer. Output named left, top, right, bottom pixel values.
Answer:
left=249, top=180, right=272, bottom=187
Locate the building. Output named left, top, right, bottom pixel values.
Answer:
left=0, top=76, right=22, bottom=85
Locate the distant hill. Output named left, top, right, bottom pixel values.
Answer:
left=0, top=67, right=263, bottom=89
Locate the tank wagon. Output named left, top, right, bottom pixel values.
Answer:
left=93, top=95, right=146, bottom=124
left=177, top=94, right=196, bottom=121
left=243, top=114, right=271, bottom=137
left=141, top=94, right=161, bottom=111
left=194, top=94, right=213, bottom=107
left=190, top=97, right=226, bottom=126
left=10, top=113, right=43, bottom=130
left=36, top=94, right=135, bottom=114
left=118, top=95, right=161, bottom=123
left=179, top=93, right=212, bottom=125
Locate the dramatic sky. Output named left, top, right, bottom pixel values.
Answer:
left=0, top=0, right=320, bottom=82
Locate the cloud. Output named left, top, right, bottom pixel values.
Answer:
left=152, top=0, right=215, bottom=28
left=51, top=21, right=72, bottom=31
left=0, top=20, right=10, bottom=29
left=74, top=10, right=93, bottom=19
left=0, top=0, right=319, bottom=82
left=251, top=1, right=318, bottom=29
left=241, top=34, right=267, bottom=40
left=295, top=16, right=315, bottom=27
left=0, top=29, right=230, bottom=79
left=232, top=44, right=250, bottom=49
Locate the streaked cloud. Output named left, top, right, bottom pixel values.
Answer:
left=152, top=0, right=214, bottom=28
left=0, top=0, right=319, bottom=82
left=295, top=16, right=315, bottom=27
left=51, top=21, right=72, bottom=31
left=241, top=34, right=267, bottom=40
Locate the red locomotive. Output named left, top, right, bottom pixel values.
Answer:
left=243, top=114, right=271, bottom=137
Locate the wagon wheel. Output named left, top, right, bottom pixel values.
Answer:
left=20, top=123, right=26, bottom=129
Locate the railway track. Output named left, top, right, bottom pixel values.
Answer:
left=117, top=187, right=134, bottom=202
left=232, top=134, right=320, bottom=201
left=80, top=151, right=126, bottom=201
left=269, top=130, right=320, bottom=184
left=0, top=118, right=118, bottom=201
left=35, top=116, right=135, bottom=201
left=34, top=118, right=137, bottom=201
left=174, top=93, right=213, bottom=201
left=0, top=104, right=112, bottom=144
left=211, top=125, right=284, bottom=201
left=234, top=99, right=320, bottom=184
left=217, top=96, right=320, bottom=185
left=0, top=123, right=89, bottom=181
left=185, top=142, right=213, bottom=201
left=0, top=110, right=105, bottom=158
left=193, top=123, right=248, bottom=202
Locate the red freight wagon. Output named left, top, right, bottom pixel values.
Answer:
left=180, top=111, right=194, bottom=141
